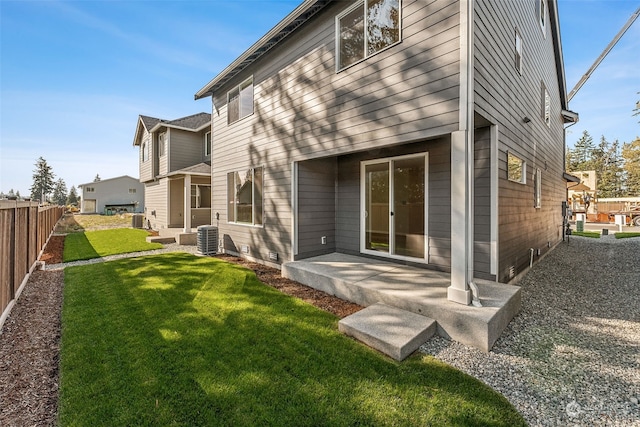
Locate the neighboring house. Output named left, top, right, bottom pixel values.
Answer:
left=567, top=170, right=597, bottom=214
left=195, top=0, right=577, bottom=305
left=78, top=175, right=144, bottom=214
left=132, top=113, right=212, bottom=233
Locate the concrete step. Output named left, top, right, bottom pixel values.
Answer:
left=338, top=303, right=436, bottom=361
left=146, top=236, right=175, bottom=244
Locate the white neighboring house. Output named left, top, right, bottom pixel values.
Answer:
left=78, top=175, right=144, bottom=214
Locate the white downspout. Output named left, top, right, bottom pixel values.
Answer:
left=183, top=174, right=192, bottom=233
left=448, top=0, right=475, bottom=306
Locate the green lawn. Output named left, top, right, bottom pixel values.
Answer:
left=615, top=232, right=640, bottom=239
left=571, top=231, right=601, bottom=238
left=59, top=253, right=526, bottom=426
left=63, top=228, right=163, bottom=262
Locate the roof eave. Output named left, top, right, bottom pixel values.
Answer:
left=194, top=0, right=330, bottom=100
left=549, top=0, right=569, bottom=111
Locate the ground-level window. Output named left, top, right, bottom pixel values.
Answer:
left=336, top=0, right=401, bottom=71
left=227, top=77, right=254, bottom=125
left=227, top=167, right=263, bottom=225
left=507, top=152, right=526, bottom=184
left=191, top=184, right=211, bottom=209
left=534, top=168, right=542, bottom=208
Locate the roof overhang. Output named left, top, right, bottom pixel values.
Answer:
left=149, top=122, right=211, bottom=134
left=562, top=109, right=579, bottom=124
left=132, top=117, right=146, bottom=146
left=194, top=0, right=331, bottom=100
left=549, top=0, right=571, bottom=112
left=563, top=172, right=581, bottom=183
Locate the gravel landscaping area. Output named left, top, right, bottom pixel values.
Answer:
left=421, top=235, right=640, bottom=426
left=1, top=233, right=638, bottom=426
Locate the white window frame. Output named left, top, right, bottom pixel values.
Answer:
left=514, top=29, right=523, bottom=75
left=158, top=132, right=166, bottom=157
left=142, top=141, right=149, bottom=162
left=227, top=77, right=254, bottom=125
left=204, top=131, right=211, bottom=157
left=191, top=184, right=211, bottom=209
left=128, top=188, right=137, bottom=194
left=543, top=85, right=551, bottom=127
left=85, top=187, right=95, bottom=193
left=507, top=151, right=526, bottom=184
left=539, top=0, right=547, bottom=36
left=534, top=168, right=542, bottom=208
left=227, top=167, right=263, bottom=226
left=335, top=0, right=402, bottom=72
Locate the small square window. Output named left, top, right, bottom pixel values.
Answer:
left=514, top=29, right=523, bottom=75
left=129, top=188, right=136, bottom=194
left=507, top=152, right=526, bottom=184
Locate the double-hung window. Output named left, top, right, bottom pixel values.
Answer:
left=534, top=168, right=542, bottom=208
left=538, top=0, right=547, bottom=35
left=227, top=77, right=254, bottom=124
left=227, top=167, right=263, bottom=226
left=336, top=0, right=400, bottom=71
left=142, top=141, right=149, bottom=162
left=542, top=84, right=551, bottom=127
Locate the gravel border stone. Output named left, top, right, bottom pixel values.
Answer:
left=420, top=235, right=640, bottom=426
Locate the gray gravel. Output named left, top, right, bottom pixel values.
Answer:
left=420, top=234, right=640, bottom=426
left=44, top=243, right=200, bottom=270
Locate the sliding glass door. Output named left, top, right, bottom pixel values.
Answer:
left=362, top=153, right=427, bottom=261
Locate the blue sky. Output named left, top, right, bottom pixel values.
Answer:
left=1, top=0, right=639, bottom=196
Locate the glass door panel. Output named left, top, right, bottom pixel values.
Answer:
left=393, top=157, right=425, bottom=258
left=364, top=162, right=389, bottom=252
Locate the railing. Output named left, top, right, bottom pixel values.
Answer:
left=0, top=201, right=64, bottom=327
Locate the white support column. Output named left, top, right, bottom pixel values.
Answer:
left=183, top=175, right=191, bottom=233
left=449, top=0, right=475, bottom=305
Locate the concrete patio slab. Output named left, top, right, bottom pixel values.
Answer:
left=282, top=253, right=521, bottom=352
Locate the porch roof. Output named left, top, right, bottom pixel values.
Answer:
left=164, top=162, right=211, bottom=178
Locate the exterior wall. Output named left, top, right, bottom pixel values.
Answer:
left=169, top=179, right=184, bottom=227
left=144, top=179, right=168, bottom=230
left=473, top=0, right=566, bottom=282
left=211, top=0, right=461, bottom=265
left=474, top=126, right=493, bottom=280
left=169, top=129, right=207, bottom=172
left=80, top=177, right=144, bottom=214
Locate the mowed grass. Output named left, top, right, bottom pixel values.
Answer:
left=615, top=231, right=640, bottom=239
left=571, top=231, right=601, bottom=238
left=59, top=253, right=526, bottom=426
left=63, top=228, right=162, bottom=262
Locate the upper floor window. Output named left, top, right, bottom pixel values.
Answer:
left=129, top=188, right=137, bottom=194
left=514, top=29, right=523, bottom=75
left=538, top=0, right=547, bottom=35
left=158, top=132, right=166, bottom=157
left=85, top=187, right=95, bottom=193
left=142, top=141, right=149, bottom=162
left=542, top=84, right=551, bottom=127
left=227, top=77, right=254, bottom=125
left=227, top=167, right=263, bottom=226
left=507, top=151, right=526, bottom=184
left=204, top=131, right=211, bottom=157
left=336, top=0, right=400, bottom=71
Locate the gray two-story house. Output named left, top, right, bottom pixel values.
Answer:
left=133, top=113, right=212, bottom=239
left=194, top=0, right=577, bottom=348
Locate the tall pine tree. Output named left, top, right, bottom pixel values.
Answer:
left=52, top=178, right=68, bottom=205
left=622, top=137, right=640, bottom=196
left=30, top=157, right=55, bottom=203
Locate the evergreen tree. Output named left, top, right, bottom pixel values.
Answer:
left=52, top=178, right=68, bottom=205
left=94, top=174, right=101, bottom=182
left=8, top=189, right=15, bottom=198
left=16, top=190, right=21, bottom=199
left=598, top=139, right=624, bottom=197
left=622, top=137, right=640, bottom=196
left=67, top=186, right=79, bottom=205
left=30, top=157, right=55, bottom=202
left=570, top=130, right=595, bottom=171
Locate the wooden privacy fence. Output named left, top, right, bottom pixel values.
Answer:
left=0, top=201, right=64, bottom=323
